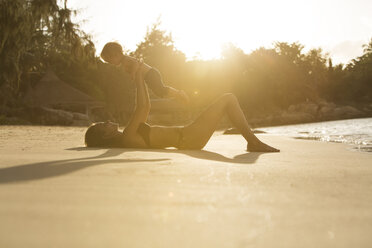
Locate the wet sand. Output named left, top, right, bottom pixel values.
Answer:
left=0, top=125, right=371, bottom=247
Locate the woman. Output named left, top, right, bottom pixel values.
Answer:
left=85, top=64, right=279, bottom=152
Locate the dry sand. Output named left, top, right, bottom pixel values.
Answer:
left=0, top=125, right=371, bottom=248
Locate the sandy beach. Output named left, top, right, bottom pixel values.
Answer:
left=0, top=125, right=371, bottom=248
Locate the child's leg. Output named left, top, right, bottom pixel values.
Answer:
left=144, top=68, right=169, bottom=98
left=180, top=93, right=279, bottom=152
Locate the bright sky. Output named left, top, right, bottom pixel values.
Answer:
left=69, top=0, right=372, bottom=64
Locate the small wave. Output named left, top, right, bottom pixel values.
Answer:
left=294, top=136, right=322, bottom=141
left=354, top=146, right=372, bottom=152
left=261, top=117, right=372, bottom=153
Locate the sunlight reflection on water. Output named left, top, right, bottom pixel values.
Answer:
left=260, top=117, right=372, bottom=152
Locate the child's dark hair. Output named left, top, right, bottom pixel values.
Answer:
left=100, top=42, right=123, bottom=62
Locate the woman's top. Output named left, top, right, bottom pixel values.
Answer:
left=136, top=122, right=185, bottom=149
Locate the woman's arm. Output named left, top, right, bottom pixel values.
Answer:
left=134, top=65, right=151, bottom=111
left=123, top=64, right=151, bottom=136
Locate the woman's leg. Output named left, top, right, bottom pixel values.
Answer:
left=180, top=93, right=279, bottom=152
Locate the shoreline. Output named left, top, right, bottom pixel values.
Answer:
left=258, top=117, right=372, bottom=153
left=2, top=116, right=371, bottom=153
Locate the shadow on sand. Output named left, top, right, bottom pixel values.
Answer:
left=0, top=147, right=264, bottom=184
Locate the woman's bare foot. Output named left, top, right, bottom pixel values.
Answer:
left=247, top=141, right=280, bottom=152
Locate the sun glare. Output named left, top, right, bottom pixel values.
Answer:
left=69, top=0, right=372, bottom=63
left=139, top=0, right=313, bottom=60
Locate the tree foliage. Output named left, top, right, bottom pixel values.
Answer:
left=1, top=5, right=371, bottom=124
left=132, top=20, right=186, bottom=88
left=0, top=0, right=95, bottom=95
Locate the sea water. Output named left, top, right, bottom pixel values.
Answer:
left=260, top=117, right=372, bottom=152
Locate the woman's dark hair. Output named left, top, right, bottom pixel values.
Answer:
left=85, top=123, right=122, bottom=147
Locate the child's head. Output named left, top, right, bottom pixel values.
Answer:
left=101, top=42, right=123, bottom=65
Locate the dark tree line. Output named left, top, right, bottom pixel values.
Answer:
left=130, top=24, right=371, bottom=121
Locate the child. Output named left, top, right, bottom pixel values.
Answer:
left=100, top=42, right=189, bottom=103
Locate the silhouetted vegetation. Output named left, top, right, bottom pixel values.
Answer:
left=1, top=1, right=371, bottom=126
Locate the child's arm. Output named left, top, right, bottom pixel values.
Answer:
left=120, top=55, right=151, bottom=80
